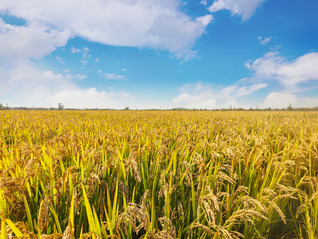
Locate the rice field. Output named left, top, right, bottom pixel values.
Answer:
left=0, top=110, right=317, bottom=238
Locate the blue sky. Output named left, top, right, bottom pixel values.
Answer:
left=0, top=0, right=318, bottom=109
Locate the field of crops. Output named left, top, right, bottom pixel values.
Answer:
left=0, top=110, right=317, bottom=238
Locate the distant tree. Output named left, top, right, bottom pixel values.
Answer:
left=58, top=103, right=64, bottom=110
left=0, top=103, right=3, bottom=110
left=124, top=107, right=129, bottom=110
left=287, top=104, right=293, bottom=111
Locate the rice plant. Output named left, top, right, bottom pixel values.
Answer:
left=0, top=110, right=317, bottom=238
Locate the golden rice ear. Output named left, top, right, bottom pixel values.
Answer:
left=62, top=223, right=74, bottom=239
left=87, top=172, right=101, bottom=201
left=157, top=217, right=176, bottom=239
left=37, top=196, right=51, bottom=233
left=125, top=150, right=141, bottom=182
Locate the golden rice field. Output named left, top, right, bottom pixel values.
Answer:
left=0, top=110, right=318, bottom=239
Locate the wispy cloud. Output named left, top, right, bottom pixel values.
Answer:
left=97, top=69, right=127, bottom=81
left=104, top=73, right=126, bottom=81
left=56, top=56, right=64, bottom=64
left=216, top=82, right=267, bottom=99
left=258, top=36, right=272, bottom=45
left=208, top=0, right=266, bottom=21
left=70, top=47, right=91, bottom=66
left=70, top=47, right=82, bottom=54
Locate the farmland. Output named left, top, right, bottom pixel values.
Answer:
left=0, top=110, right=317, bottom=238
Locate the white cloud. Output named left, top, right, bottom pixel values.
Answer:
left=1, top=0, right=212, bottom=57
left=170, top=80, right=266, bottom=109
left=258, top=36, right=272, bottom=45
left=196, top=15, right=214, bottom=27
left=300, top=97, right=318, bottom=108
left=261, top=92, right=297, bottom=109
left=172, top=91, right=217, bottom=109
left=50, top=88, right=132, bottom=109
left=208, top=0, right=265, bottom=21
left=0, top=63, right=131, bottom=108
left=261, top=92, right=318, bottom=109
left=171, top=82, right=215, bottom=108
left=245, top=51, right=318, bottom=109
left=0, top=63, right=72, bottom=103
left=0, top=19, right=70, bottom=63
left=246, top=51, right=318, bottom=88
left=277, top=53, right=318, bottom=86
left=200, top=0, right=208, bottom=6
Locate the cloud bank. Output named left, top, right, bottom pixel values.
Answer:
left=1, top=0, right=212, bottom=56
